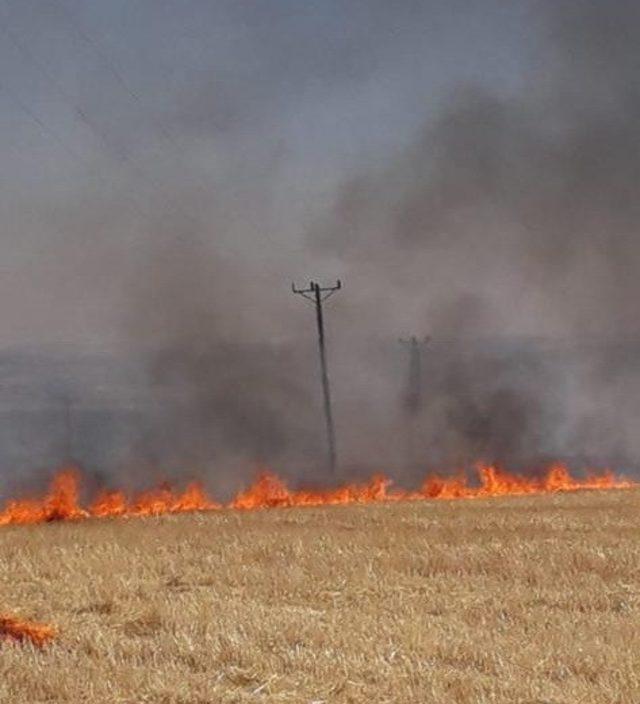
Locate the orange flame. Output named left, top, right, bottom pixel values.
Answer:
left=0, top=614, right=56, bottom=647
left=0, top=467, right=87, bottom=526
left=0, top=463, right=634, bottom=528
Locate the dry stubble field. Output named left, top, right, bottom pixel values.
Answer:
left=1, top=489, right=640, bottom=703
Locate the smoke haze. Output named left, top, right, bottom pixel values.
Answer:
left=0, top=1, right=638, bottom=494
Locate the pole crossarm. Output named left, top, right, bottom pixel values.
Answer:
left=399, top=335, right=431, bottom=347
left=292, top=280, right=342, bottom=302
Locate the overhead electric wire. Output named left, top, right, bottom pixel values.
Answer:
left=47, top=0, right=214, bottom=186
left=45, top=0, right=231, bottom=238
left=0, top=0, right=211, bottom=235
left=0, top=79, right=94, bottom=170
left=48, top=0, right=179, bottom=146
left=0, top=22, right=129, bottom=162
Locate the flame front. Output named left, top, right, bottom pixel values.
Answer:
left=0, top=462, right=633, bottom=528
left=0, top=614, right=55, bottom=647
left=0, top=467, right=87, bottom=526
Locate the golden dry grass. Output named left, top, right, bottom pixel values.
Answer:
left=1, top=489, right=640, bottom=703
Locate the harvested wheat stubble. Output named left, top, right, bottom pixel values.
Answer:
left=1, top=488, right=640, bottom=703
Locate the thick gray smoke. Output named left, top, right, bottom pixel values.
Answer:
left=305, top=0, right=640, bottom=476
left=0, top=1, right=639, bottom=496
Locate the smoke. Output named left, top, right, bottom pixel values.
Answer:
left=313, top=0, right=640, bottom=473
left=0, top=1, right=639, bottom=493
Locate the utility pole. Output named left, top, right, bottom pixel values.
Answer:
left=398, top=335, right=430, bottom=472
left=398, top=336, right=430, bottom=415
left=292, top=279, right=342, bottom=476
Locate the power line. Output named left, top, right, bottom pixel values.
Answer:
left=0, top=11, right=206, bottom=235
left=0, top=21, right=129, bottom=161
left=46, top=1, right=206, bottom=167
left=0, top=80, right=90, bottom=167
left=0, top=10, right=166, bottom=223
left=398, top=335, right=430, bottom=473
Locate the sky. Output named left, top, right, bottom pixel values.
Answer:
left=0, top=0, right=530, bottom=349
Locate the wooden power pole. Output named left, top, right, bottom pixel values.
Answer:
left=399, top=336, right=430, bottom=415
left=399, top=335, right=430, bottom=469
left=292, top=279, right=342, bottom=476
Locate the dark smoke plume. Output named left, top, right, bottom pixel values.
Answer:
left=305, top=0, right=640, bottom=474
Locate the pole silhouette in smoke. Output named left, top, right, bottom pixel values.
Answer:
left=292, top=280, right=342, bottom=477
left=399, top=336, right=430, bottom=416
left=399, top=335, right=430, bottom=472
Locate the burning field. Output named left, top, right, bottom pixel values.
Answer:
left=0, top=614, right=55, bottom=648
left=3, top=0, right=640, bottom=700
left=2, top=480, right=640, bottom=703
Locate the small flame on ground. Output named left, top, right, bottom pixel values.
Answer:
left=0, top=463, right=633, bottom=528
left=0, top=614, right=56, bottom=647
